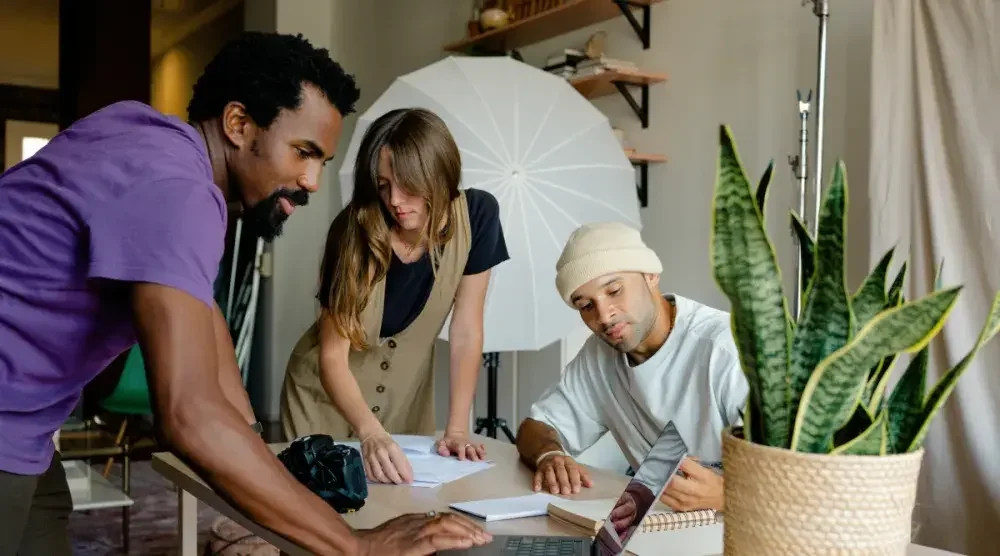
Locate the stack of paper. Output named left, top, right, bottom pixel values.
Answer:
left=339, top=435, right=494, bottom=488
left=450, top=493, right=559, bottom=521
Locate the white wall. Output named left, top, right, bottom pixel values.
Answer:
left=249, top=1, right=876, bottom=460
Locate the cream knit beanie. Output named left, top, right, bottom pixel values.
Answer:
left=555, top=222, right=662, bottom=306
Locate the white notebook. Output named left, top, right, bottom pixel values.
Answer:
left=450, top=493, right=560, bottom=521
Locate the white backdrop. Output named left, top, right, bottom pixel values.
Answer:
left=869, top=1, right=1000, bottom=554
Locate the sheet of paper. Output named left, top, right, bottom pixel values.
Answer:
left=450, top=493, right=560, bottom=521
left=338, top=435, right=494, bottom=487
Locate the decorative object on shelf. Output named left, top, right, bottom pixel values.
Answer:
left=584, top=30, right=607, bottom=59
left=480, top=7, right=511, bottom=31
left=443, top=0, right=663, bottom=53
left=712, top=124, right=1000, bottom=555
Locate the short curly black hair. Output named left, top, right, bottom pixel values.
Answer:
left=187, top=31, right=360, bottom=127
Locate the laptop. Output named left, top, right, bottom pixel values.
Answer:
left=444, top=420, right=688, bottom=556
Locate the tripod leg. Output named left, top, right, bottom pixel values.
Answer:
left=500, top=422, right=516, bottom=444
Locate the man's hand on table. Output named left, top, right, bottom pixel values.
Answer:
left=356, top=511, right=492, bottom=555
left=660, top=457, right=724, bottom=512
left=532, top=453, right=592, bottom=495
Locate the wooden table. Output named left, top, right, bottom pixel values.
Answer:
left=151, top=434, right=961, bottom=556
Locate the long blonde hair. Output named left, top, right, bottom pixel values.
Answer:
left=318, top=108, right=461, bottom=350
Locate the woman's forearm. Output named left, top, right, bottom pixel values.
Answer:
left=447, top=330, right=484, bottom=432
left=319, top=359, right=383, bottom=439
left=317, top=315, right=383, bottom=439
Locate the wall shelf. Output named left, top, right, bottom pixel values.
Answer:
left=443, top=0, right=664, bottom=53
left=626, top=151, right=666, bottom=208
left=571, top=68, right=666, bottom=128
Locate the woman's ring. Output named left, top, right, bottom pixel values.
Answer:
left=426, top=510, right=437, bottom=518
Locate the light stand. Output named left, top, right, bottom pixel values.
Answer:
left=809, top=0, right=830, bottom=238
left=788, top=90, right=810, bottom=318
left=789, top=0, right=830, bottom=314
left=474, top=352, right=516, bottom=443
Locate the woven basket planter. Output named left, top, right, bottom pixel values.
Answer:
left=721, top=427, right=924, bottom=555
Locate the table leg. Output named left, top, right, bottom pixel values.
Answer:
left=178, top=488, right=198, bottom=556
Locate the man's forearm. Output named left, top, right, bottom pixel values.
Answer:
left=515, top=418, right=566, bottom=469
left=446, top=332, right=482, bottom=433
left=165, top=395, right=363, bottom=555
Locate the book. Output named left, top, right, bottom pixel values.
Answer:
left=546, top=498, right=719, bottom=534
left=450, top=493, right=559, bottom=522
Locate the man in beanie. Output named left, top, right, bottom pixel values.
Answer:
left=515, top=222, right=748, bottom=513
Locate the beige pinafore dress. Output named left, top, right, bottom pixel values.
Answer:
left=279, top=192, right=471, bottom=441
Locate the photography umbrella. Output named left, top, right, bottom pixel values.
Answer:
left=338, top=56, right=643, bottom=440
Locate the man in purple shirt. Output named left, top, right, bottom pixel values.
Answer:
left=0, top=32, right=490, bottom=556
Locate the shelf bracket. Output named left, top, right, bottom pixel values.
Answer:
left=613, top=81, right=650, bottom=128
left=613, top=0, right=653, bottom=50
left=631, top=160, right=650, bottom=208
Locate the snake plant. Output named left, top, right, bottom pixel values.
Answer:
left=711, top=125, right=1000, bottom=455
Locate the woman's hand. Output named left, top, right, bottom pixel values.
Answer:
left=435, top=430, right=486, bottom=461
left=361, top=432, right=414, bottom=484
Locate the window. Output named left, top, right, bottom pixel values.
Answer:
left=21, top=137, right=49, bottom=161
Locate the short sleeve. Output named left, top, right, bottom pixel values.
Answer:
left=710, top=341, right=750, bottom=428
left=86, top=179, right=227, bottom=310
left=464, top=188, right=510, bottom=275
left=529, top=345, right=608, bottom=457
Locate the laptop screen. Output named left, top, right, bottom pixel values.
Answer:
left=591, top=421, right=688, bottom=556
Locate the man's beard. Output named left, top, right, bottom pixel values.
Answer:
left=242, top=188, right=310, bottom=241
left=603, top=292, right=659, bottom=354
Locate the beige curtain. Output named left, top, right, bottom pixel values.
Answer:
left=869, top=1, right=1000, bottom=555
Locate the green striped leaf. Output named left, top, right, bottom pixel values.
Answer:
left=888, top=262, right=907, bottom=306
left=870, top=257, right=945, bottom=413
left=786, top=162, right=852, bottom=448
left=833, top=403, right=873, bottom=448
left=886, top=348, right=928, bottom=453
left=905, top=292, right=1000, bottom=452
left=865, top=353, right=898, bottom=413
left=852, top=248, right=895, bottom=336
left=832, top=409, right=887, bottom=456
left=790, top=211, right=815, bottom=304
left=711, top=125, right=792, bottom=449
left=755, top=159, right=775, bottom=216
left=791, top=287, right=962, bottom=453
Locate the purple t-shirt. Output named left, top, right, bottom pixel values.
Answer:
left=0, top=101, right=227, bottom=475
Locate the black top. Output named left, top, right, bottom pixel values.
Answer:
left=379, top=188, right=509, bottom=338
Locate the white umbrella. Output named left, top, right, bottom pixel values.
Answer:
left=338, top=55, right=642, bottom=352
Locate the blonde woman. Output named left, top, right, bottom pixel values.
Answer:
left=280, top=108, right=509, bottom=483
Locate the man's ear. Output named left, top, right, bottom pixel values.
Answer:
left=221, top=101, right=253, bottom=149
left=644, top=273, right=661, bottom=289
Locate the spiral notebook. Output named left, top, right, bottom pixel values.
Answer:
left=546, top=498, right=719, bottom=533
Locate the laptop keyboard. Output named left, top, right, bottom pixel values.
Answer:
left=504, top=536, right=585, bottom=555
